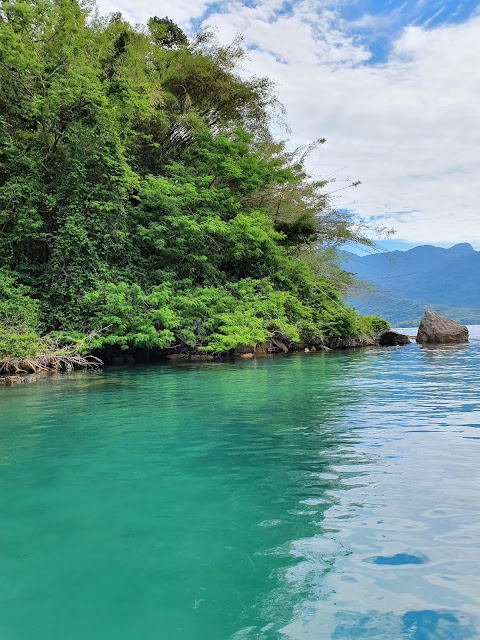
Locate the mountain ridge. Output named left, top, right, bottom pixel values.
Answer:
left=342, top=243, right=480, bottom=326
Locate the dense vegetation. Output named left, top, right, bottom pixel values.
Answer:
left=0, top=0, right=387, bottom=364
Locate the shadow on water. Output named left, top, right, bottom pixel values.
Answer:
left=363, top=552, right=429, bottom=565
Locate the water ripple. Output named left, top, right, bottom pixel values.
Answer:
left=0, top=328, right=480, bottom=639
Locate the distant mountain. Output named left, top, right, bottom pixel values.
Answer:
left=341, top=243, right=480, bottom=326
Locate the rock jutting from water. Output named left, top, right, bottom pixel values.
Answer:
left=416, top=309, right=469, bottom=344
left=378, top=330, right=411, bottom=346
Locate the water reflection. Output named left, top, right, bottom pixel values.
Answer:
left=259, top=335, right=480, bottom=638
left=329, top=610, right=477, bottom=640
left=1, top=335, right=480, bottom=640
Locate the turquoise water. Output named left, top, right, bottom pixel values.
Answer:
left=1, top=329, right=480, bottom=639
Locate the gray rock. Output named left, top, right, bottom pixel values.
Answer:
left=234, top=344, right=254, bottom=356
left=324, top=335, right=376, bottom=349
left=378, top=330, right=411, bottom=346
left=416, top=309, right=468, bottom=344
left=289, top=342, right=306, bottom=351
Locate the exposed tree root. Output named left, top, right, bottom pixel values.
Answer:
left=0, top=338, right=103, bottom=375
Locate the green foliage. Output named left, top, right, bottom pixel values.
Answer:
left=85, top=282, right=177, bottom=350
left=0, top=0, right=387, bottom=360
left=0, top=270, right=39, bottom=327
left=148, top=17, right=188, bottom=49
left=0, top=269, right=42, bottom=358
left=358, top=315, right=390, bottom=334
left=0, top=329, right=42, bottom=360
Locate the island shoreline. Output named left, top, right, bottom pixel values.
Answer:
left=0, top=330, right=412, bottom=386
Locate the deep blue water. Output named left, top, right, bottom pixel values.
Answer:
left=1, top=327, right=480, bottom=639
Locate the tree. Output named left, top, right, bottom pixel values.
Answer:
left=0, top=0, right=387, bottom=360
left=148, top=16, right=188, bottom=49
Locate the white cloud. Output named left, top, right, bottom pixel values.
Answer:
left=96, top=0, right=212, bottom=28
left=96, top=0, right=480, bottom=247
left=204, top=3, right=480, bottom=247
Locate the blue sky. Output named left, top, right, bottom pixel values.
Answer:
left=336, top=0, right=479, bottom=62
left=191, top=0, right=480, bottom=38
left=97, top=0, right=480, bottom=250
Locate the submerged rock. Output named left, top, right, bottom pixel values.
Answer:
left=416, top=309, right=468, bottom=344
left=378, top=330, right=411, bottom=346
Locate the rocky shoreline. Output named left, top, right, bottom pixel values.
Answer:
left=4, top=310, right=470, bottom=387
left=0, top=330, right=411, bottom=386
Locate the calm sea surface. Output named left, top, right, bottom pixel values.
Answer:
left=1, top=327, right=480, bottom=639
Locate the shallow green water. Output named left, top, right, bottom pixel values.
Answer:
left=2, top=330, right=480, bottom=639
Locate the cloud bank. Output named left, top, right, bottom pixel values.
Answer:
left=96, top=0, right=480, bottom=247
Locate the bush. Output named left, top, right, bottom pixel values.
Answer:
left=0, top=270, right=42, bottom=359
left=360, top=315, right=390, bottom=333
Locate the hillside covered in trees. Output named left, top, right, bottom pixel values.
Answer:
left=342, top=243, right=480, bottom=326
left=0, top=0, right=387, bottom=367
